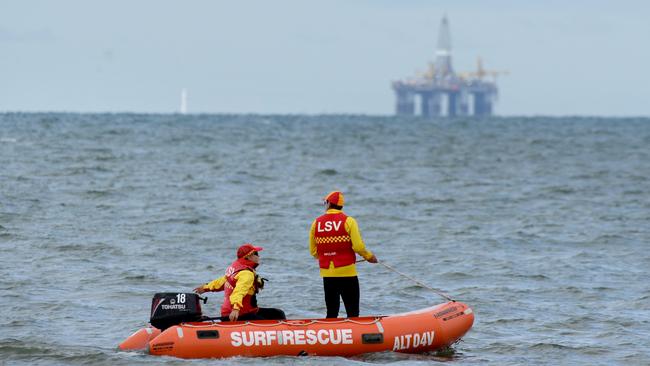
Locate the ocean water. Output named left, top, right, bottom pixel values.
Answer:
left=1, top=113, right=649, bottom=366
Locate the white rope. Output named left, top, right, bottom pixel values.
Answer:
left=183, top=317, right=384, bottom=328
left=377, top=261, right=454, bottom=302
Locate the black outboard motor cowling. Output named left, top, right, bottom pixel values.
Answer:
left=150, top=293, right=203, bottom=330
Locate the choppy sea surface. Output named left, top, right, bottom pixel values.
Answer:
left=1, top=113, right=649, bottom=366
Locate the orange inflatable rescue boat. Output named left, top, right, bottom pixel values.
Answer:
left=119, top=293, right=474, bottom=358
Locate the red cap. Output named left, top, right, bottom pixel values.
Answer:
left=237, top=243, right=263, bottom=258
left=324, top=191, right=344, bottom=207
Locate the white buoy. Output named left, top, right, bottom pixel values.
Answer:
left=180, top=88, right=188, bottom=114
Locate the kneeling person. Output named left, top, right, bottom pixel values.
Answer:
left=194, top=243, right=286, bottom=321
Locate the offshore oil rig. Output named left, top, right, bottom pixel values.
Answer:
left=392, top=16, right=506, bottom=118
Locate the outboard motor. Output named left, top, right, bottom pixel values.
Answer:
left=150, top=293, right=204, bottom=330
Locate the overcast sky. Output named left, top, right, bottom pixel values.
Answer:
left=2, top=0, right=648, bottom=116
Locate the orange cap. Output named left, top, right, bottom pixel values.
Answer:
left=323, top=191, right=345, bottom=207
left=237, top=243, right=263, bottom=258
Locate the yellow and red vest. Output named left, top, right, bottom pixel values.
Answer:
left=314, top=212, right=356, bottom=269
left=220, top=259, right=260, bottom=317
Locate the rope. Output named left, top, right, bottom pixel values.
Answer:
left=183, top=317, right=384, bottom=328
left=376, top=261, right=455, bottom=302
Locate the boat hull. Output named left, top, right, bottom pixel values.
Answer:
left=119, top=301, right=473, bottom=358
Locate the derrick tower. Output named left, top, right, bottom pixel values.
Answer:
left=434, top=16, right=453, bottom=78
left=392, top=16, right=502, bottom=118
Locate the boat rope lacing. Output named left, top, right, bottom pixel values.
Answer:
left=376, top=261, right=455, bottom=302
left=184, top=317, right=384, bottom=328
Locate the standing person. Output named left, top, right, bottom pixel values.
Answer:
left=309, top=191, right=378, bottom=318
left=194, top=243, right=286, bottom=321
